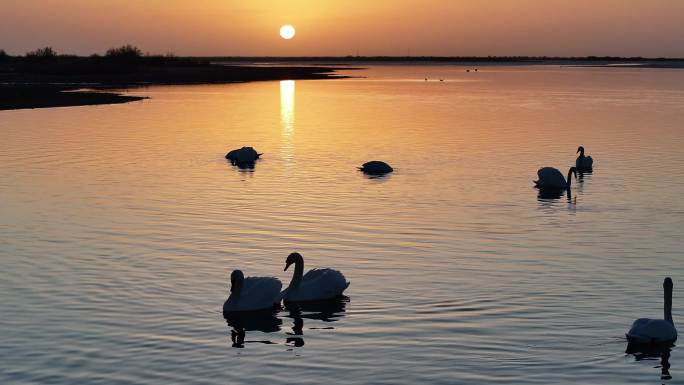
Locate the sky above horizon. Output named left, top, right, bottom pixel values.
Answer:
left=2, top=0, right=684, bottom=57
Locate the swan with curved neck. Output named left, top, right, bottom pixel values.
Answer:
left=281, top=252, right=350, bottom=302
left=576, top=146, right=594, bottom=171
left=535, top=166, right=577, bottom=190
left=626, top=277, right=677, bottom=344
left=223, top=269, right=282, bottom=313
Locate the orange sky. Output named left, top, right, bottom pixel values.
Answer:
left=2, top=0, right=683, bottom=57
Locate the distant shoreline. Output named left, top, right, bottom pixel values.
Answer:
left=3, top=53, right=683, bottom=111
left=208, top=56, right=684, bottom=67
left=0, top=56, right=349, bottom=111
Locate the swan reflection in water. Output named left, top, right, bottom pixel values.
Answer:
left=224, top=308, right=282, bottom=348
left=284, top=296, right=349, bottom=348
left=537, top=187, right=573, bottom=202
left=626, top=342, right=673, bottom=381
left=223, top=296, right=349, bottom=349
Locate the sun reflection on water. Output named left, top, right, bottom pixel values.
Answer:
left=280, top=80, right=295, bottom=165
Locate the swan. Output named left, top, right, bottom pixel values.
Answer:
left=223, top=270, right=282, bottom=313
left=534, top=166, right=577, bottom=190
left=575, top=146, right=593, bottom=171
left=280, top=252, right=350, bottom=302
left=359, top=161, right=393, bottom=175
left=627, top=277, right=677, bottom=344
left=225, top=147, right=262, bottom=167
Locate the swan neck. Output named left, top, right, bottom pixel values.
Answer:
left=665, top=285, right=674, bottom=324
left=566, top=169, right=573, bottom=189
left=230, top=276, right=243, bottom=295
left=288, top=259, right=304, bottom=289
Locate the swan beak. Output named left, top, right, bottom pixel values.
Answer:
left=284, top=262, right=292, bottom=271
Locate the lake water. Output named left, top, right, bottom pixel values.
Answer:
left=2, top=65, right=684, bottom=384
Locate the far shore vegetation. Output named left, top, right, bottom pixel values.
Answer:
left=0, top=45, right=346, bottom=110
left=1, top=45, right=682, bottom=111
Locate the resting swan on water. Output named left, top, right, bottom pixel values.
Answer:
left=534, top=167, right=577, bottom=190
left=223, top=270, right=282, bottom=313
left=280, top=252, right=350, bottom=302
left=627, top=277, right=678, bottom=344
left=576, top=146, right=594, bottom=171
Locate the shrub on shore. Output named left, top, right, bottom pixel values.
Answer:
left=25, top=47, right=57, bottom=59
left=105, top=44, right=142, bottom=60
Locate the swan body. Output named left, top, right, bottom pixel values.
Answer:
left=535, top=167, right=577, bottom=190
left=223, top=270, right=282, bottom=313
left=225, top=147, right=262, bottom=167
left=626, top=278, right=677, bottom=344
left=280, top=252, right=350, bottom=302
left=627, top=319, right=677, bottom=344
left=575, top=146, right=594, bottom=171
left=359, top=161, right=393, bottom=175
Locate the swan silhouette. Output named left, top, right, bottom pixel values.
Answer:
left=280, top=252, right=350, bottom=302
left=225, top=147, right=262, bottom=168
left=223, top=270, right=282, bottom=313
left=575, top=146, right=594, bottom=171
left=626, top=277, right=677, bottom=344
left=534, top=166, right=577, bottom=190
left=359, top=161, right=393, bottom=175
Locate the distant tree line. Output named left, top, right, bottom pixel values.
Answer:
left=1, top=46, right=683, bottom=70
left=0, top=45, right=209, bottom=75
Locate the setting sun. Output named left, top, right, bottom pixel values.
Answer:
left=279, top=24, right=295, bottom=40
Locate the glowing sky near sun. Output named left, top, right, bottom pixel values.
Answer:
left=1, top=0, right=684, bottom=57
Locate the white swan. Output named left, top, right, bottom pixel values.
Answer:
left=627, top=277, right=678, bottom=344
left=534, top=166, right=577, bottom=190
left=576, top=146, right=594, bottom=171
left=223, top=270, right=282, bottom=313
left=280, top=252, right=350, bottom=302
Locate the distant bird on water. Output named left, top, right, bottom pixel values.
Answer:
left=359, top=161, right=393, bottom=175
left=534, top=166, right=577, bottom=190
left=225, top=146, right=262, bottom=168
left=575, top=146, right=594, bottom=171
left=627, top=277, right=677, bottom=345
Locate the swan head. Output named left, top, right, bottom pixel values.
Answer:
left=665, top=277, right=673, bottom=291
left=230, top=270, right=244, bottom=293
left=569, top=167, right=577, bottom=179
left=284, top=252, right=303, bottom=271
left=577, top=146, right=585, bottom=154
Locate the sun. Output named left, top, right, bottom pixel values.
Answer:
left=280, top=25, right=296, bottom=40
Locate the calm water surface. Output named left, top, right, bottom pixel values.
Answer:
left=2, top=65, right=684, bottom=384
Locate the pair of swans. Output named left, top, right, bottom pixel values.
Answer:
left=223, top=252, right=350, bottom=313
left=535, top=146, right=595, bottom=191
